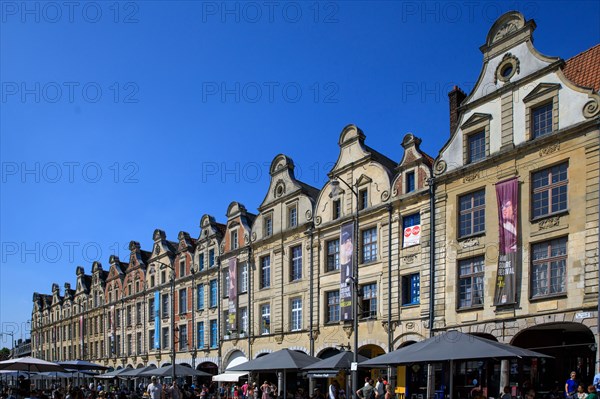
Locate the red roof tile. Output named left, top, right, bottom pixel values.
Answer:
left=562, top=43, right=600, bottom=92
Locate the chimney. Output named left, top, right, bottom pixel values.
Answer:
left=448, top=86, right=467, bottom=135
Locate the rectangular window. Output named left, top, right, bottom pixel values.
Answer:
left=197, top=321, right=205, bottom=349
left=290, top=298, right=302, bottom=331
left=127, top=334, right=132, bottom=356
left=209, top=249, right=215, bottom=267
left=531, top=237, right=567, bottom=298
left=199, top=253, right=205, bottom=271
left=459, top=190, right=485, bottom=237
left=179, top=258, right=186, bottom=278
left=179, top=324, right=188, bottom=351
left=468, top=131, right=486, bottom=163
left=126, top=306, right=132, bottom=327
left=326, top=291, right=340, bottom=323
left=150, top=275, right=155, bottom=288
left=161, top=271, right=166, bottom=285
left=209, top=320, right=218, bottom=348
left=261, top=304, right=270, bottom=334
left=197, top=285, right=205, bottom=310
left=179, top=288, right=187, bottom=314
left=239, top=263, right=248, bottom=293
left=532, top=102, right=553, bottom=138
left=403, top=213, right=421, bottom=247
left=161, top=327, right=169, bottom=349
left=148, top=330, right=154, bottom=351
left=148, top=298, right=155, bottom=319
left=231, top=230, right=238, bottom=250
left=333, top=199, right=341, bottom=220
left=532, top=163, right=568, bottom=219
left=136, top=332, right=142, bottom=354
left=359, top=188, right=368, bottom=210
left=326, top=239, right=340, bottom=272
left=288, top=206, right=297, bottom=228
left=239, top=307, right=248, bottom=334
left=223, top=269, right=230, bottom=298
left=362, top=227, right=378, bottom=263
left=402, top=274, right=420, bottom=306
left=290, top=245, right=302, bottom=281
left=209, top=280, right=217, bottom=308
left=264, top=216, right=273, bottom=237
left=116, top=309, right=121, bottom=328
left=458, top=256, right=484, bottom=308
left=161, top=294, right=169, bottom=318
left=260, top=255, right=271, bottom=288
left=136, top=303, right=142, bottom=325
left=406, top=171, right=415, bottom=193
left=361, top=283, right=377, bottom=318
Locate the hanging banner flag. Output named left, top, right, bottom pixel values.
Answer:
left=340, top=222, right=354, bottom=321
left=228, top=258, right=237, bottom=331
left=403, top=223, right=421, bottom=248
left=494, top=177, right=518, bottom=306
left=154, top=291, right=161, bottom=349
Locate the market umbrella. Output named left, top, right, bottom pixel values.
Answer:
left=0, top=357, right=65, bottom=373
left=304, top=351, right=368, bottom=371
left=361, top=331, right=551, bottom=399
left=118, top=365, right=157, bottom=378
left=228, top=348, right=320, bottom=398
left=96, top=367, right=134, bottom=379
left=138, top=364, right=211, bottom=378
left=59, top=360, right=109, bottom=371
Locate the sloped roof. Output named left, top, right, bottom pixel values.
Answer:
left=563, top=43, right=600, bottom=92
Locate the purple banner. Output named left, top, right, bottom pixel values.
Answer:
left=340, top=222, right=354, bottom=321
left=494, top=177, right=518, bottom=306
left=228, top=258, right=237, bottom=331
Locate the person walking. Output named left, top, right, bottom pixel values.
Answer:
left=146, top=378, right=162, bottom=399
left=566, top=372, right=579, bottom=399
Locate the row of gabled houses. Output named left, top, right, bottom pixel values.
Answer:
left=31, top=11, right=600, bottom=396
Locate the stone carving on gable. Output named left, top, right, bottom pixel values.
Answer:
left=539, top=142, right=560, bottom=157
left=381, top=191, right=390, bottom=201
left=315, top=216, right=322, bottom=226
left=493, top=22, right=518, bottom=43
left=461, top=238, right=480, bottom=248
left=305, top=210, right=313, bottom=221
left=538, top=216, right=560, bottom=230
left=251, top=232, right=257, bottom=242
left=433, top=160, right=447, bottom=176
left=494, top=53, right=520, bottom=83
left=463, top=171, right=480, bottom=183
left=274, top=180, right=286, bottom=198
left=583, top=94, right=600, bottom=118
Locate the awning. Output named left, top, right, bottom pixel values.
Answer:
left=212, top=371, right=248, bottom=382
left=306, top=370, right=338, bottom=378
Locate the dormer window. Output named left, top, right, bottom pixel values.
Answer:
left=264, top=216, right=273, bottom=237
left=532, top=102, right=553, bottom=138
left=179, top=258, right=186, bottom=277
left=467, top=131, right=486, bottom=163
left=231, top=230, right=239, bottom=250
left=332, top=199, right=341, bottom=220
left=405, top=171, right=415, bottom=193
left=359, top=189, right=368, bottom=210
left=288, top=206, right=297, bottom=228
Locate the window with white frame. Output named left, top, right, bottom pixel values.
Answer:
left=179, top=324, right=188, bottom=350
left=161, top=294, right=169, bottom=318
left=532, top=163, right=568, bottom=219
left=239, top=262, right=248, bottom=293
left=459, top=190, right=485, bottom=237
left=239, top=307, right=248, bottom=334
left=264, top=215, right=273, bottom=237
left=209, top=280, right=217, bottom=308
left=288, top=206, right=297, bottom=228
left=290, top=245, right=302, bottom=281
left=458, top=256, right=484, bottom=308
left=261, top=255, right=271, bottom=288
left=362, top=227, right=377, bottom=263
left=197, top=321, right=205, bottom=349
left=197, top=285, right=204, bottom=310
left=326, top=291, right=340, bottom=323
left=290, top=298, right=302, bottom=331
left=223, top=269, right=229, bottom=298
left=326, top=239, right=340, bottom=272
left=361, top=283, right=377, bottom=318
left=209, top=249, right=215, bottom=267
left=179, top=288, right=187, bottom=314
left=531, top=237, right=567, bottom=298
left=261, top=304, right=270, bottom=334
left=179, top=258, right=186, bottom=277
left=231, top=230, right=238, bottom=250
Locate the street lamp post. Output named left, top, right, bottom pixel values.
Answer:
left=330, top=176, right=360, bottom=399
left=157, top=262, right=177, bottom=384
left=1, top=331, right=15, bottom=358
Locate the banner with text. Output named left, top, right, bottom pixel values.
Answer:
left=228, top=258, right=238, bottom=331
left=494, top=177, right=518, bottom=306
left=154, top=291, right=161, bottom=349
left=340, top=222, right=354, bottom=321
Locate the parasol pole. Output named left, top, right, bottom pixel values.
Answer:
left=449, top=359, right=454, bottom=399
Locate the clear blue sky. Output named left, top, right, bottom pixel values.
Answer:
left=1, top=1, right=599, bottom=346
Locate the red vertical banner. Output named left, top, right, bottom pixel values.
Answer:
left=228, top=258, right=237, bottom=331
left=340, top=222, right=354, bottom=321
left=494, top=177, right=518, bottom=306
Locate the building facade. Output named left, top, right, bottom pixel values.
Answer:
left=30, top=11, right=599, bottom=396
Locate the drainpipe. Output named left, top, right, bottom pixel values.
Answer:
left=427, top=176, right=436, bottom=399
left=387, top=203, right=394, bottom=387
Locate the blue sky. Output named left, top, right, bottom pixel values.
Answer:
left=1, top=1, right=599, bottom=346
